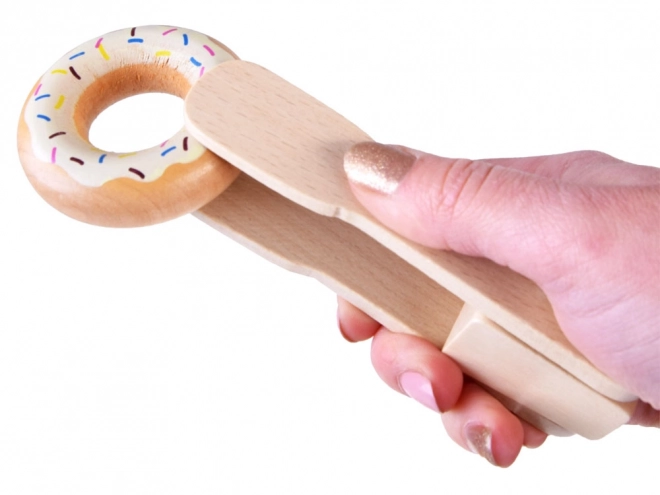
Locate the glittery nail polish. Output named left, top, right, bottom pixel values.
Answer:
left=464, top=423, right=497, bottom=466
left=344, top=142, right=415, bottom=194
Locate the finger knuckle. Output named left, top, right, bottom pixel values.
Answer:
left=416, top=158, right=495, bottom=227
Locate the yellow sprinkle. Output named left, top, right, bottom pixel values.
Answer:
left=118, top=152, right=137, bottom=159
left=55, top=95, right=65, bottom=110
left=51, top=69, right=68, bottom=75
left=98, top=44, right=110, bottom=61
left=156, top=50, right=171, bottom=57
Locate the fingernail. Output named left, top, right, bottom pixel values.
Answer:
left=464, top=423, right=497, bottom=466
left=344, top=142, right=415, bottom=194
left=398, top=372, right=439, bottom=412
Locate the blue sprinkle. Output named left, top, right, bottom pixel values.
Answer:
left=99, top=154, right=107, bottom=164
left=190, top=57, right=201, bottom=67
left=37, top=114, right=51, bottom=122
left=161, top=146, right=177, bottom=156
left=128, top=38, right=144, bottom=43
left=69, top=51, right=85, bottom=60
left=35, top=94, right=51, bottom=101
left=183, top=33, right=189, bottom=45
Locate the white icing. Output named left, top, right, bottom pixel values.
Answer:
left=24, top=25, right=235, bottom=186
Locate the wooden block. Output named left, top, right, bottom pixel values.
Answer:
left=443, top=305, right=636, bottom=439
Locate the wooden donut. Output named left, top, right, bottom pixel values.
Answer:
left=17, top=25, right=240, bottom=227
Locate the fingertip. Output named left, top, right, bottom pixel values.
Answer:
left=442, top=383, right=524, bottom=468
left=336, top=297, right=380, bottom=342
left=521, top=421, right=548, bottom=449
left=370, top=329, right=463, bottom=412
left=344, top=142, right=416, bottom=195
left=627, top=400, right=660, bottom=428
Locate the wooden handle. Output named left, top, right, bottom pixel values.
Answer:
left=196, top=174, right=461, bottom=345
left=184, top=60, right=637, bottom=438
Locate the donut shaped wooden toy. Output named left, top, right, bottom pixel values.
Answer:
left=18, top=25, right=241, bottom=227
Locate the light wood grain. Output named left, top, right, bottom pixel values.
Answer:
left=195, top=172, right=636, bottom=439
left=184, top=61, right=633, bottom=405
left=444, top=306, right=635, bottom=439
left=196, top=174, right=576, bottom=436
left=196, top=174, right=463, bottom=345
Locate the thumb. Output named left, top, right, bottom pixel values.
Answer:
left=343, top=142, right=591, bottom=285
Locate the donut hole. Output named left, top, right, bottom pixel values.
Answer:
left=89, top=93, right=183, bottom=152
left=75, top=63, right=191, bottom=153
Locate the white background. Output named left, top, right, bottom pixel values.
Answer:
left=2, top=1, right=658, bottom=494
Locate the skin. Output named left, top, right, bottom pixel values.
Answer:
left=338, top=148, right=659, bottom=467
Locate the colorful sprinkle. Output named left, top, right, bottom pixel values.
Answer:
left=160, top=140, right=168, bottom=147
left=27, top=26, right=235, bottom=188
left=95, top=39, right=109, bottom=60
left=98, top=44, right=110, bottom=60
left=129, top=168, right=145, bottom=179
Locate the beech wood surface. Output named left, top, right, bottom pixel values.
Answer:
left=196, top=175, right=636, bottom=438
left=444, top=306, right=636, bottom=439
left=184, top=61, right=633, bottom=403
left=196, top=174, right=463, bottom=346
left=183, top=60, right=640, bottom=437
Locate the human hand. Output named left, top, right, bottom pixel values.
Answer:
left=338, top=143, right=660, bottom=467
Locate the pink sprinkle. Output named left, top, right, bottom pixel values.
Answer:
left=162, top=28, right=177, bottom=36
left=160, top=140, right=168, bottom=147
left=34, top=83, right=42, bottom=96
left=199, top=66, right=205, bottom=78
left=95, top=37, right=103, bottom=48
left=51, top=147, right=57, bottom=163
left=203, top=45, right=215, bottom=56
